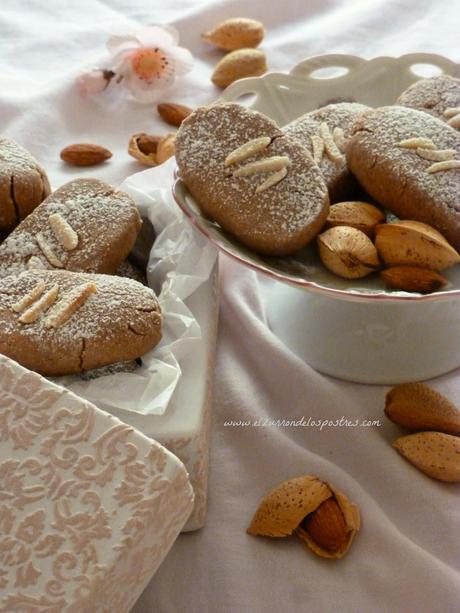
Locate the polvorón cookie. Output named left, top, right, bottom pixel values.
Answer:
left=0, top=178, right=141, bottom=277
left=346, top=106, right=460, bottom=250
left=175, top=103, right=329, bottom=256
left=0, top=138, right=51, bottom=231
left=283, top=102, right=369, bottom=202
left=0, top=270, right=161, bottom=375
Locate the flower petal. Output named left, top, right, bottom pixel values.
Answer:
left=122, top=69, right=175, bottom=103
left=106, top=34, right=140, bottom=56
left=135, top=25, right=178, bottom=48
left=164, top=45, right=194, bottom=76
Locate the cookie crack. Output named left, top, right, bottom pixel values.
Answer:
left=9, top=175, right=20, bottom=225
left=78, top=337, right=86, bottom=371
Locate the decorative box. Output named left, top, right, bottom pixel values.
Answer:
left=0, top=355, right=194, bottom=613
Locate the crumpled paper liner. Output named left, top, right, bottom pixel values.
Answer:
left=55, top=158, right=217, bottom=416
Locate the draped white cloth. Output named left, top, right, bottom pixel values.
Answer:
left=1, top=1, right=459, bottom=611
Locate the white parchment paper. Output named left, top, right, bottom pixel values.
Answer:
left=56, top=159, right=217, bottom=415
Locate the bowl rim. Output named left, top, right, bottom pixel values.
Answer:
left=172, top=53, right=460, bottom=304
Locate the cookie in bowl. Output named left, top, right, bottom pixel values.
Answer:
left=0, top=270, right=162, bottom=376
left=397, top=74, right=460, bottom=130
left=283, top=102, right=369, bottom=202
left=175, top=103, right=329, bottom=256
left=0, top=177, right=141, bottom=277
left=0, top=138, right=51, bottom=232
left=346, top=106, right=460, bottom=251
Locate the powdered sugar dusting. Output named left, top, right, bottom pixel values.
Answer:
left=348, top=105, right=460, bottom=249
left=0, top=178, right=139, bottom=278
left=284, top=102, right=369, bottom=185
left=176, top=103, right=328, bottom=249
left=0, top=271, right=160, bottom=356
left=351, top=106, right=459, bottom=204
left=397, top=75, right=460, bottom=127
left=0, top=138, right=44, bottom=173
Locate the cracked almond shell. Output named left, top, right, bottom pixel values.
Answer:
left=0, top=138, right=51, bottom=232
left=247, top=475, right=360, bottom=559
left=393, top=431, right=460, bottom=483
left=385, top=382, right=460, bottom=435
left=128, top=133, right=161, bottom=166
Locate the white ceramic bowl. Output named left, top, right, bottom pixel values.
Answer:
left=173, top=54, right=460, bottom=383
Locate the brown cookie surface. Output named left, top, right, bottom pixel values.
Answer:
left=283, top=103, right=369, bottom=202
left=397, top=75, right=460, bottom=129
left=0, top=178, right=141, bottom=278
left=0, top=270, right=161, bottom=375
left=346, top=106, right=460, bottom=250
left=0, top=138, right=51, bottom=231
left=175, top=103, right=329, bottom=256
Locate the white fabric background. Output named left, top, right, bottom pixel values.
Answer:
left=1, top=1, right=459, bottom=612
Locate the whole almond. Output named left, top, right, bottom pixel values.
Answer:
left=60, top=143, right=112, bottom=166
left=157, top=103, right=193, bottom=127
left=380, top=266, right=447, bottom=293
left=385, top=382, right=460, bottom=436
left=301, top=498, right=349, bottom=553
left=393, top=431, right=460, bottom=482
left=202, top=18, right=265, bottom=51
left=211, top=48, right=267, bottom=88
left=375, top=220, right=460, bottom=271
left=325, top=201, right=385, bottom=237
left=317, top=226, right=380, bottom=279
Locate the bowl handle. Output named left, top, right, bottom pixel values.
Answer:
left=397, top=52, right=460, bottom=78
left=219, top=76, right=264, bottom=103
left=289, top=54, right=364, bottom=79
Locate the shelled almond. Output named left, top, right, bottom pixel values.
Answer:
left=60, top=143, right=112, bottom=166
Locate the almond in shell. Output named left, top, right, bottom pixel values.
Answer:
left=380, top=266, right=447, bottom=293
left=128, top=133, right=161, bottom=166
left=128, top=133, right=175, bottom=166
left=202, top=18, right=265, bottom=51
left=393, top=431, right=460, bottom=483
left=156, top=133, right=176, bottom=164
left=385, top=382, right=460, bottom=436
left=60, top=143, right=112, bottom=166
left=317, top=226, right=380, bottom=279
left=211, top=48, right=267, bottom=88
left=247, top=475, right=360, bottom=559
left=324, top=201, right=385, bottom=237
left=375, top=220, right=460, bottom=271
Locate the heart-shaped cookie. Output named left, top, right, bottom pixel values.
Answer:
left=175, top=103, right=329, bottom=255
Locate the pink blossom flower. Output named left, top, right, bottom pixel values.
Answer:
left=106, top=25, right=194, bottom=102
left=76, top=69, right=114, bottom=96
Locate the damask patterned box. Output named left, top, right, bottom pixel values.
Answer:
left=0, top=355, right=194, bottom=613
